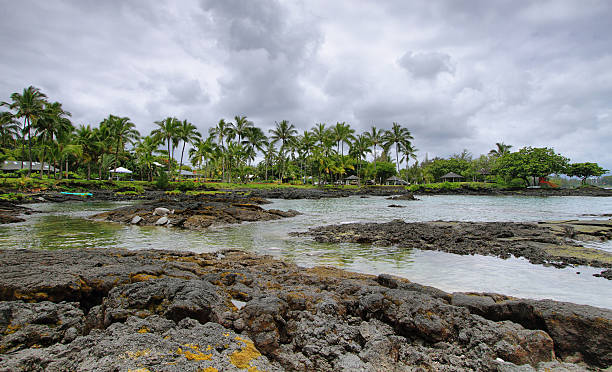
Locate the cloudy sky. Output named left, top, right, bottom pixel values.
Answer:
left=1, top=0, right=611, bottom=169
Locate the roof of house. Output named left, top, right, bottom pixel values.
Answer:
left=1, top=161, right=57, bottom=172
left=441, top=172, right=464, bottom=179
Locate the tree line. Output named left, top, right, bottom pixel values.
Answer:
left=1, top=86, right=607, bottom=186
left=0, top=86, right=417, bottom=184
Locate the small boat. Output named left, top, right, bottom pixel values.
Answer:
left=60, top=192, right=93, bottom=196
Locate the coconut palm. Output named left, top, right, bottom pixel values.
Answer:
left=208, top=119, right=232, bottom=181
left=189, top=137, right=217, bottom=180
left=135, top=135, right=161, bottom=181
left=35, top=101, right=72, bottom=177
left=230, top=115, right=253, bottom=145
left=269, top=120, right=297, bottom=182
left=2, top=86, right=47, bottom=175
left=0, top=111, right=19, bottom=148
left=489, top=142, right=512, bottom=157
left=349, top=134, right=371, bottom=179
left=243, top=127, right=268, bottom=166
left=332, top=122, right=355, bottom=157
left=176, top=119, right=201, bottom=179
left=384, top=122, right=414, bottom=174
left=104, top=115, right=139, bottom=174
left=152, top=117, right=179, bottom=175
left=364, top=126, right=383, bottom=183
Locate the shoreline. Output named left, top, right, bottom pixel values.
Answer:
left=0, top=248, right=610, bottom=370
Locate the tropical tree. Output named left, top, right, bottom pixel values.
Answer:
left=243, top=127, right=268, bottom=167
left=104, top=115, right=139, bottom=174
left=566, top=162, right=608, bottom=184
left=135, top=135, right=162, bottom=181
left=332, top=122, right=355, bottom=157
left=231, top=115, right=253, bottom=145
left=349, top=134, right=371, bottom=179
left=384, top=122, right=414, bottom=174
left=35, top=101, right=72, bottom=177
left=208, top=119, right=231, bottom=181
left=489, top=142, right=512, bottom=157
left=364, top=126, right=383, bottom=182
left=269, top=120, right=297, bottom=181
left=492, top=147, right=569, bottom=185
left=74, top=125, right=96, bottom=180
left=152, top=117, right=179, bottom=175
left=0, top=111, right=19, bottom=148
left=2, top=86, right=47, bottom=175
left=176, top=119, right=201, bottom=179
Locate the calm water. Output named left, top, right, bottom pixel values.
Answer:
left=1, top=195, right=611, bottom=309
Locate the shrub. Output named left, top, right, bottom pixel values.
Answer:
left=176, top=180, right=197, bottom=192
left=508, top=178, right=527, bottom=188
left=155, top=172, right=169, bottom=190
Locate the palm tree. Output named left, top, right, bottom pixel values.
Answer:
left=384, top=122, right=414, bottom=174
left=208, top=119, right=231, bottom=181
left=0, top=111, right=19, bottom=148
left=400, top=141, right=418, bottom=180
left=332, top=122, right=355, bottom=157
left=262, top=142, right=277, bottom=181
left=269, top=120, right=297, bottom=182
left=489, top=142, right=512, bottom=157
left=364, top=126, right=383, bottom=183
left=74, top=125, right=96, bottom=180
left=105, top=115, right=139, bottom=174
left=2, top=86, right=47, bottom=175
left=349, top=134, right=371, bottom=180
left=189, top=137, right=217, bottom=180
left=135, top=135, right=161, bottom=181
left=35, top=101, right=72, bottom=177
left=176, top=119, right=201, bottom=179
left=231, top=115, right=253, bottom=145
left=312, top=123, right=329, bottom=147
left=243, top=127, right=268, bottom=167
left=152, top=117, right=179, bottom=175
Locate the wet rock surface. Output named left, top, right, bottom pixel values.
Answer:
left=92, top=196, right=301, bottom=229
left=295, top=219, right=612, bottom=276
left=0, top=200, right=32, bottom=224
left=0, top=248, right=610, bottom=370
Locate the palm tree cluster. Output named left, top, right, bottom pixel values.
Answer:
left=1, top=86, right=419, bottom=184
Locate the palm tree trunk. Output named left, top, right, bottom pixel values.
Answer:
left=179, top=141, right=186, bottom=180
left=396, top=143, right=400, bottom=174
left=87, top=163, right=91, bottom=180
left=40, top=146, right=46, bottom=178
left=27, top=118, right=32, bottom=176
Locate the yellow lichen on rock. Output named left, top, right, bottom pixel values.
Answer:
left=128, top=369, right=151, bottom=372
left=137, top=326, right=149, bottom=333
left=229, top=336, right=262, bottom=371
left=126, top=349, right=151, bottom=359
left=198, top=368, right=219, bottom=372
left=130, top=273, right=161, bottom=282
left=177, top=344, right=213, bottom=361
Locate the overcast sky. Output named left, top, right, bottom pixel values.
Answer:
left=1, top=0, right=611, bottom=169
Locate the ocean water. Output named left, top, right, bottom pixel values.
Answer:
left=1, top=195, right=611, bottom=309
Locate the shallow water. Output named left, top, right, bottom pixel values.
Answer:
left=1, top=195, right=611, bottom=309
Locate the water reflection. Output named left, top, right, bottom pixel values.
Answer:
left=0, top=196, right=610, bottom=309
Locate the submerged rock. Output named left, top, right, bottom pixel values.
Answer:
left=0, top=248, right=609, bottom=370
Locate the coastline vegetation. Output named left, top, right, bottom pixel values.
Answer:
left=1, top=86, right=609, bottom=193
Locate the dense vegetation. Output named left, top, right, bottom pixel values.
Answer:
left=0, top=86, right=608, bottom=189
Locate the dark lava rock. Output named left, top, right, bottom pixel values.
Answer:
left=0, top=200, right=32, bottom=224
left=92, top=198, right=301, bottom=229
left=0, top=249, right=609, bottom=370
left=295, top=219, right=612, bottom=275
left=386, top=193, right=418, bottom=200
left=594, top=269, right=612, bottom=279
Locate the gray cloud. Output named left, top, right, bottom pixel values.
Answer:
left=398, top=51, right=455, bottom=79
left=0, top=0, right=611, bottom=170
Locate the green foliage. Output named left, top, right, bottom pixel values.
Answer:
left=0, top=192, right=30, bottom=201
left=365, top=161, right=396, bottom=181
left=492, top=147, right=569, bottom=183
left=425, top=158, right=471, bottom=181
left=116, top=190, right=141, bottom=196
left=155, top=171, right=169, bottom=190
left=566, top=162, right=608, bottom=184
left=165, top=189, right=181, bottom=195
left=176, top=180, right=198, bottom=192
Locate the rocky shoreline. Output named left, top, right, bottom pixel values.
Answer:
left=294, top=219, right=612, bottom=280
left=91, top=196, right=301, bottom=229
left=0, top=248, right=610, bottom=371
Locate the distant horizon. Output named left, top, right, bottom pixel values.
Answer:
left=1, top=1, right=611, bottom=170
